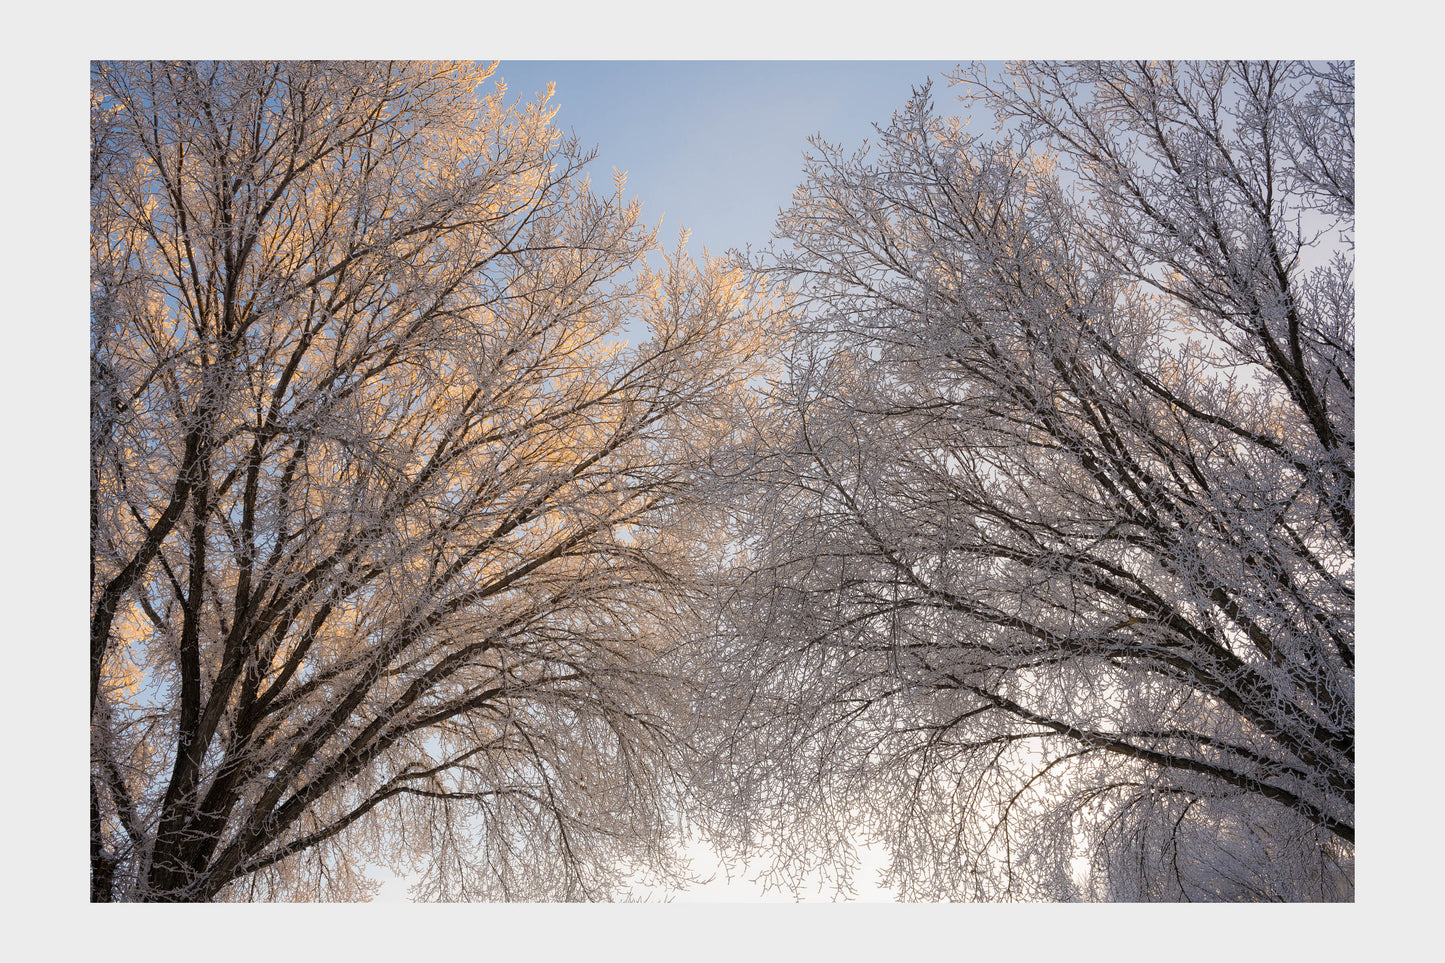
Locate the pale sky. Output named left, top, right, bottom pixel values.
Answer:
left=491, top=61, right=969, bottom=260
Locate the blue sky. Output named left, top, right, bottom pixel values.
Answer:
left=490, top=61, right=968, bottom=259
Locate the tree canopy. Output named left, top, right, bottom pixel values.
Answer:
left=90, top=60, right=778, bottom=901
left=91, top=60, right=1353, bottom=902
left=692, top=60, right=1353, bottom=901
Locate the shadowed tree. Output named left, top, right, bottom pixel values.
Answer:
left=693, top=61, right=1353, bottom=901
left=90, top=60, right=779, bottom=901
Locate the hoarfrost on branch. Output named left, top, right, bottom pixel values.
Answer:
left=90, top=60, right=780, bottom=902
left=691, top=61, right=1353, bottom=901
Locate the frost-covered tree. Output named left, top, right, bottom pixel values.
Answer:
left=90, top=61, right=779, bottom=901
left=694, top=61, right=1353, bottom=901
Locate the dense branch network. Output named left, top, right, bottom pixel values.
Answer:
left=90, top=59, right=1354, bottom=903
left=693, top=61, right=1353, bottom=901
left=90, top=60, right=779, bottom=902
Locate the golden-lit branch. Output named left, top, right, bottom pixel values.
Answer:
left=90, top=60, right=783, bottom=902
